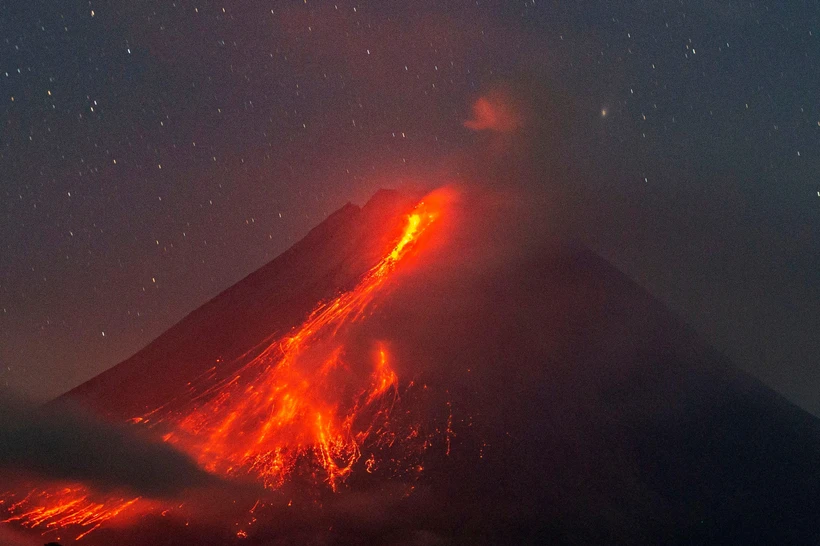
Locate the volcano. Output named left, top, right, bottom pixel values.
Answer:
left=5, top=187, right=820, bottom=544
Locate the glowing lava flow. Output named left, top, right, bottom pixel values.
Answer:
left=2, top=197, right=441, bottom=540
left=150, top=198, right=438, bottom=490
left=2, top=489, right=143, bottom=541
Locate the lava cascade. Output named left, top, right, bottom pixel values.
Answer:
left=144, top=197, right=439, bottom=489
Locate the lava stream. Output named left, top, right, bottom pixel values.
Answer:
left=154, top=197, right=438, bottom=489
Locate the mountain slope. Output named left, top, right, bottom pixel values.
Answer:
left=52, top=187, right=820, bottom=544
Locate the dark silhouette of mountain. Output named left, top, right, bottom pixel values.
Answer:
left=56, top=187, right=820, bottom=545
left=57, top=189, right=418, bottom=419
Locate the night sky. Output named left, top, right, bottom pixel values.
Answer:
left=2, top=1, right=819, bottom=414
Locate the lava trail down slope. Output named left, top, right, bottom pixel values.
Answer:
left=3, top=186, right=820, bottom=545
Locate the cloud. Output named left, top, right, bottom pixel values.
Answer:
left=0, top=524, right=39, bottom=546
left=464, top=90, right=523, bottom=133
left=0, top=395, right=216, bottom=498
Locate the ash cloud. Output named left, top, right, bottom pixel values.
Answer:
left=464, top=90, right=523, bottom=134
left=0, top=393, right=215, bottom=498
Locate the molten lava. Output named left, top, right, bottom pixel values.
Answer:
left=2, top=488, right=144, bottom=541
left=151, top=198, right=437, bottom=489
left=2, top=196, right=443, bottom=541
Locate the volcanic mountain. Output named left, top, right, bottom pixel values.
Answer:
left=8, top=187, right=820, bottom=544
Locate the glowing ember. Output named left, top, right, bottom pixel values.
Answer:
left=2, top=196, right=442, bottom=540
left=2, top=487, right=144, bottom=541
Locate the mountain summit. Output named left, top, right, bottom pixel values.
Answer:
left=14, top=187, right=820, bottom=544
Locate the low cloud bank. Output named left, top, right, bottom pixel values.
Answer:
left=0, top=394, right=215, bottom=497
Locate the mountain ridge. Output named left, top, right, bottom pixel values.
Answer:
left=46, top=186, right=820, bottom=544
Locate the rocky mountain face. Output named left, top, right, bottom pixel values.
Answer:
left=54, top=187, right=820, bottom=544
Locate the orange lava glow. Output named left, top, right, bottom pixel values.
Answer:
left=2, top=195, right=443, bottom=541
left=1, top=487, right=146, bottom=541
left=153, top=198, right=438, bottom=490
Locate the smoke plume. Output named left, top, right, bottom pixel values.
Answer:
left=0, top=393, right=215, bottom=498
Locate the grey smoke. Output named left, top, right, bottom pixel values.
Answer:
left=0, top=393, right=215, bottom=498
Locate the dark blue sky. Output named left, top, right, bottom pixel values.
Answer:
left=2, top=1, right=819, bottom=412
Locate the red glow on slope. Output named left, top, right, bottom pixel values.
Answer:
left=152, top=198, right=438, bottom=490
left=2, top=193, right=445, bottom=541
left=2, top=487, right=151, bottom=541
